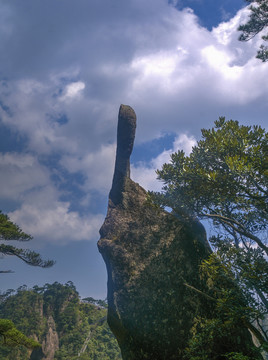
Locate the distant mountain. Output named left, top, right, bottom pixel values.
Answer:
left=0, top=282, right=122, bottom=360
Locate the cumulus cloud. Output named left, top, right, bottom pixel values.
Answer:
left=0, top=152, right=103, bottom=244
left=60, top=143, right=116, bottom=193
left=132, top=133, right=196, bottom=191
left=0, top=0, right=267, bottom=246
left=60, top=81, right=86, bottom=102
left=9, top=202, right=103, bottom=245
left=1, top=3, right=267, bottom=152
left=0, top=77, right=114, bottom=155
left=128, top=7, right=268, bottom=140
left=0, top=153, right=50, bottom=200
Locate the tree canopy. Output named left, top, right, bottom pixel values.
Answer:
left=0, top=282, right=122, bottom=360
left=0, top=211, right=54, bottom=272
left=0, top=212, right=55, bottom=351
left=150, top=118, right=268, bottom=357
left=151, top=118, right=267, bottom=254
left=0, top=319, right=40, bottom=350
left=238, top=0, right=268, bottom=62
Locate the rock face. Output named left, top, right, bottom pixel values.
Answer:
left=98, top=105, right=213, bottom=359
left=42, top=315, right=59, bottom=360
left=30, top=313, right=59, bottom=360
left=98, top=105, right=259, bottom=359
left=0, top=282, right=122, bottom=359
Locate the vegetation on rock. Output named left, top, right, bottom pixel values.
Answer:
left=0, top=319, right=40, bottom=350
left=0, top=282, right=122, bottom=360
left=0, top=211, right=55, bottom=352
left=151, top=118, right=267, bottom=358
left=99, top=106, right=260, bottom=359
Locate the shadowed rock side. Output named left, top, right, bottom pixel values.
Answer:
left=98, top=105, right=257, bottom=359
left=109, top=104, right=136, bottom=205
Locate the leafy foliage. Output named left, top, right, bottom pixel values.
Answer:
left=183, top=243, right=266, bottom=359
left=0, top=212, right=54, bottom=354
left=151, top=118, right=267, bottom=359
left=184, top=317, right=256, bottom=360
left=0, top=211, right=54, bottom=272
left=0, top=212, right=32, bottom=241
left=182, top=247, right=267, bottom=358
left=82, top=297, right=108, bottom=308
left=238, top=0, right=268, bottom=62
left=0, top=319, right=40, bottom=349
left=151, top=118, right=267, bottom=253
left=0, top=245, right=54, bottom=270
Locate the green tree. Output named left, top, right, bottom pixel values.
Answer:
left=150, top=118, right=268, bottom=357
left=151, top=118, right=267, bottom=254
left=238, top=0, right=268, bottom=62
left=0, top=282, right=122, bottom=359
left=82, top=297, right=108, bottom=308
left=0, top=319, right=40, bottom=349
left=0, top=211, right=54, bottom=352
left=0, top=211, right=54, bottom=272
left=183, top=241, right=268, bottom=358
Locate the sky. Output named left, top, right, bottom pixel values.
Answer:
left=0, top=0, right=267, bottom=299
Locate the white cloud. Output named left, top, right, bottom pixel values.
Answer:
left=212, top=7, right=251, bottom=46
left=1, top=4, right=267, bottom=152
left=0, top=78, right=110, bottom=155
left=132, top=133, right=196, bottom=191
left=173, top=134, right=197, bottom=156
left=131, top=165, right=161, bottom=192
left=60, top=143, right=116, bottom=193
left=0, top=153, right=50, bottom=200
left=133, top=52, right=177, bottom=77
left=0, top=1, right=268, bottom=247
left=60, top=81, right=85, bottom=101
left=0, top=79, right=75, bottom=155
left=9, top=202, right=103, bottom=245
left=0, top=152, right=103, bottom=244
left=129, top=8, right=267, bottom=113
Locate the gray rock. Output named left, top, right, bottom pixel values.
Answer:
left=109, top=104, right=136, bottom=205
left=98, top=105, right=258, bottom=359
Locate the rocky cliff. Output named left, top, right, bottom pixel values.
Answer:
left=98, top=105, right=259, bottom=359
left=0, top=282, right=121, bottom=360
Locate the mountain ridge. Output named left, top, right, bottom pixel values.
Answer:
left=0, top=282, right=122, bottom=360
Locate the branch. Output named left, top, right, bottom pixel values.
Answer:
left=246, top=176, right=268, bottom=197
left=0, top=245, right=55, bottom=268
left=202, top=212, right=244, bottom=229
left=244, top=318, right=268, bottom=348
left=256, top=317, right=268, bottom=342
left=202, top=213, right=268, bottom=255
left=252, top=285, right=268, bottom=311
left=184, top=283, right=268, bottom=348
left=220, top=221, right=240, bottom=248
left=184, top=283, right=216, bottom=301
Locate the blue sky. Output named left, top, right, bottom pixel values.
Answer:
left=0, top=0, right=267, bottom=299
